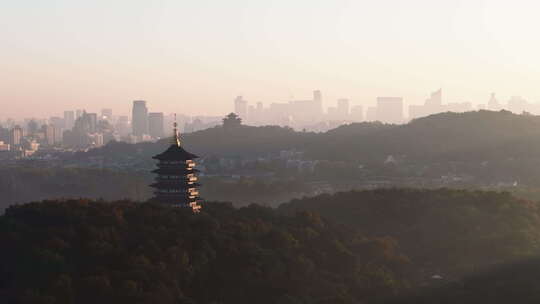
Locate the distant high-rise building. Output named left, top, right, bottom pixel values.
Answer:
left=87, top=113, right=98, bottom=133
left=64, top=111, right=75, bottom=130
left=268, top=102, right=291, bottom=125
left=48, top=117, right=64, bottom=129
left=410, top=89, right=444, bottom=120
left=424, top=88, right=443, bottom=116
left=337, top=99, right=350, bottom=120
left=73, top=112, right=98, bottom=133
left=10, top=126, right=23, bottom=147
left=54, top=126, right=63, bottom=144
left=376, top=97, right=404, bottom=123
left=313, top=90, right=322, bottom=113
left=115, top=116, right=130, bottom=137
left=426, top=89, right=442, bottom=107
left=250, top=102, right=264, bottom=124
left=43, top=124, right=62, bottom=146
left=101, top=109, right=113, bottom=121
left=132, top=100, right=149, bottom=136
left=45, top=125, right=55, bottom=146
left=76, top=109, right=83, bottom=119
left=148, top=112, right=165, bottom=139
left=350, top=105, right=364, bottom=122
left=234, top=96, right=248, bottom=120
left=289, top=99, right=322, bottom=122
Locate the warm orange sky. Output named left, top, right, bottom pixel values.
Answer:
left=2, top=0, right=540, bottom=119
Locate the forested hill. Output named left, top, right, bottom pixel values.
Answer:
left=0, top=200, right=408, bottom=304
left=315, top=110, right=540, bottom=162
left=78, top=110, right=540, bottom=162
left=78, top=125, right=315, bottom=160
left=3, top=189, right=540, bottom=302
left=279, top=189, right=540, bottom=283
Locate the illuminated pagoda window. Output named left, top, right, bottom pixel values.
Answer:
left=150, top=116, right=202, bottom=213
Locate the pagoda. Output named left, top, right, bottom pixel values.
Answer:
left=150, top=119, right=202, bottom=212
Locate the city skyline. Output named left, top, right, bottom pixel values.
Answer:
left=1, top=89, right=539, bottom=121
left=3, top=1, right=540, bottom=118
left=1, top=87, right=538, bottom=158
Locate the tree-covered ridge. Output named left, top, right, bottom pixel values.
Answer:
left=279, top=188, right=540, bottom=282
left=308, top=110, right=540, bottom=162
left=79, top=124, right=313, bottom=160
left=0, top=200, right=408, bottom=304
left=82, top=110, right=540, bottom=161
left=70, top=110, right=540, bottom=185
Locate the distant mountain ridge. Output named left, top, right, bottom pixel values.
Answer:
left=83, top=110, right=540, bottom=161
left=73, top=110, right=540, bottom=185
left=311, top=110, right=540, bottom=161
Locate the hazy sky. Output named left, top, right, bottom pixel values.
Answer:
left=1, top=0, right=540, bottom=119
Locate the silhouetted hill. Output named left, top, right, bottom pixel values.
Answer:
left=279, top=188, right=540, bottom=283
left=83, top=110, right=540, bottom=163
left=0, top=200, right=408, bottom=304
left=80, top=125, right=315, bottom=160
left=309, top=110, right=540, bottom=162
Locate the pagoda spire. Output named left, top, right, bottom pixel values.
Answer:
left=172, top=114, right=180, bottom=147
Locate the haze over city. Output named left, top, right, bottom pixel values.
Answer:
left=3, top=0, right=540, bottom=119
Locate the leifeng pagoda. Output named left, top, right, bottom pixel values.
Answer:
left=150, top=119, right=202, bottom=213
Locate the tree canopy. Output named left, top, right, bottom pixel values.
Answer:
left=0, top=200, right=408, bottom=304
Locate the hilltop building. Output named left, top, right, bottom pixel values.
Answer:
left=150, top=119, right=202, bottom=212
left=223, top=112, right=242, bottom=129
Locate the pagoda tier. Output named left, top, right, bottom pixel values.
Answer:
left=152, top=167, right=200, bottom=174
left=150, top=126, right=202, bottom=213
left=150, top=181, right=200, bottom=188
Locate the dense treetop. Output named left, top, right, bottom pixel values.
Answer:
left=4, top=189, right=540, bottom=302
left=0, top=199, right=408, bottom=304
left=279, top=188, right=540, bottom=283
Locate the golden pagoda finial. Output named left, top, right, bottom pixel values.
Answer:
left=172, top=114, right=180, bottom=147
